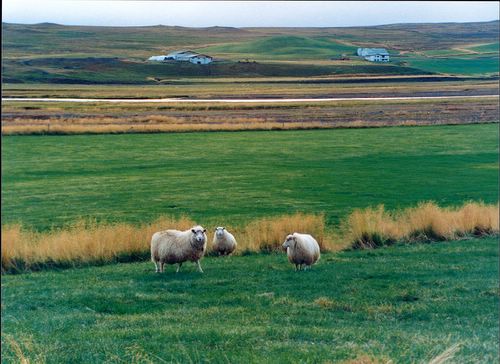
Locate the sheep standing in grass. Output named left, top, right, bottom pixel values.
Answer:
left=151, top=225, right=207, bottom=273
left=212, top=227, right=237, bottom=256
left=282, top=233, right=320, bottom=271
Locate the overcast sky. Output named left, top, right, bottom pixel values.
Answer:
left=2, top=1, right=499, bottom=27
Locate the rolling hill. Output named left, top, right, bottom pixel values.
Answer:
left=2, top=20, right=498, bottom=83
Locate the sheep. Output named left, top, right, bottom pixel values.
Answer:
left=151, top=225, right=207, bottom=273
left=282, top=232, right=320, bottom=271
left=212, top=227, right=237, bottom=256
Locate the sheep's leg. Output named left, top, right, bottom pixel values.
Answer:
left=196, top=260, right=204, bottom=273
left=160, top=262, right=165, bottom=273
left=176, top=262, right=182, bottom=273
left=295, top=264, right=299, bottom=271
left=154, top=261, right=160, bottom=273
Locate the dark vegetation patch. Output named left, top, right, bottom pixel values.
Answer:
left=2, top=57, right=430, bottom=84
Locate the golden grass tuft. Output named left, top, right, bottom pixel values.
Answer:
left=1, top=119, right=342, bottom=135
left=341, top=205, right=400, bottom=249
left=2, top=201, right=498, bottom=273
left=341, top=201, right=499, bottom=248
left=1, top=216, right=196, bottom=273
left=428, top=343, right=461, bottom=364
left=1, top=334, right=46, bottom=364
left=339, top=355, right=393, bottom=364
left=1, top=213, right=328, bottom=273
left=235, top=213, right=328, bottom=253
left=314, top=297, right=334, bottom=309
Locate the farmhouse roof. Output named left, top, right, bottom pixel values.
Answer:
left=190, top=54, right=212, bottom=59
left=358, top=48, right=389, bottom=56
left=167, top=50, right=198, bottom=56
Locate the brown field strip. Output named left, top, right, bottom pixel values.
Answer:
left=2, top=79, right=498, bottom=99
left=2, top=98, right=498, bottom=135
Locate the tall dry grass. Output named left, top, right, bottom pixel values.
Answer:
left=1, top=216, right=196, bottom=273
left=341, top=201, right=499, bottom=249
left=3, top=116, right=492, bottom=136
left=1, top=213, right=329, bottom=273
left=2, top=201, right=498, bottom=273
left=234, top=213, right=330, bottom=252
left=1, top=334, right=46, bottom=364
left=3, top=120, right=491, bottom=136
left=1, top=119, right=334, bottom=135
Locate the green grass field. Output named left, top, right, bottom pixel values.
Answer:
left=2, top=124, right=498, bottom=230
left=403, top=56, right=499, bottom=76
left=466, top=42, right=499, bottom=53
left=2, top=19, right=499, bottom=363
left=2, top=237, right=498, bottom=362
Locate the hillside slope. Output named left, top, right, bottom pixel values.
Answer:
left=2, top=21, right=498, bottom=83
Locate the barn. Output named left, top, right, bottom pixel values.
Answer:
left=148, top=50, right=213, bottom=64
left=357, top=48, right=390, bottom=62
left=166, top=50, right=199, bottom=61
left=148, top=55, right=168, bottom=61
left=189, top=54, right=213, bottom=64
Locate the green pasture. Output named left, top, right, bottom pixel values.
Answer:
left=404, top=56, right=499, bottom=76
left=2, top=124, right=498, bottom=230
left=198, top=35, right=357, bottom=60
left=465, top=42, right=499, bottom=53
left=2, top=237, right=498, bottom=363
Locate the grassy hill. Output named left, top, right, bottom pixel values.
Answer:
left=2, top=237, right=498, bottom=362
left=2, top=21, right=498, bottom=83
left=199, top=35, right=358, bottom=60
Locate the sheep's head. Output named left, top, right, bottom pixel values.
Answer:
left=191, top=226, right=207, bottom=248
left=215, top=226, right=226, bottom=238
left=282, top=234, right=297, bottom=250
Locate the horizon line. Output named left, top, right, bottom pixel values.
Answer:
left=3, top=18, right=499, bottom=29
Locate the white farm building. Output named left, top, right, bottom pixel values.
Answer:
left=188, top=54, right=213, bottom=65
left=357, top=48, right=390, bottom=62
left=148, top=55, right=169, bottom=62
left=148, top=50, right=213, bottom=64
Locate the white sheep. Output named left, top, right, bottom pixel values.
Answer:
left=151, top=225, right=207, bottom=273
left=212, top=227, right=237, bottom=256
left=282, top=232, right=320, bottom=271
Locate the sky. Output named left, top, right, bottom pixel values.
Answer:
left=2, top=1, right=499, bottom=28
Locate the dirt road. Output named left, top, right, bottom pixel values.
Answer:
left=2, top=95, right=498, bottom=104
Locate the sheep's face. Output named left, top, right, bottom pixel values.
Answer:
left=215, top=227, right=226, bottom=238
left=191, top=226, right=207, bottom=247
left=282, top=234, right=296, bottom=250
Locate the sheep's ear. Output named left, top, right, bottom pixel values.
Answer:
left=203, top=229, right=207, bottom=233
left=222, top=227, right=226, bottom=230
left=191, top=229, right=196, bottom=234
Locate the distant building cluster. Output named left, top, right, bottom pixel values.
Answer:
left=148, top=50, right=213, bottom=64
left=357, top=48, right=390, bottom=62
